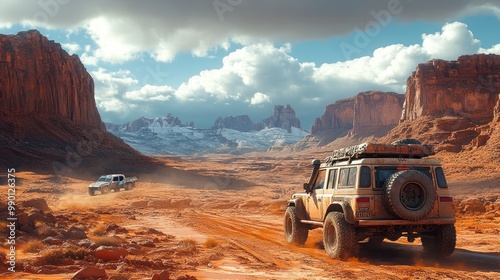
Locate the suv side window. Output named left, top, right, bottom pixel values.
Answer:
left=328, top=169, right=337, bottom=189
left=113, top=176, right=119, bottom=182
left=314, top=169, right=326, bottom=190
left=338, top=167, right=356, bottom=188
left=359, top=166, right=371, bottom=188
left=435, top=167, right=448, bottom=188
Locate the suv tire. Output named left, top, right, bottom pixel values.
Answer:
left=422, top=224, right=456, bottom=258
left=88, top=189, right=95, bottom=196
left=384, top=170, right=436, bottom=221
left=284, top=206, right=308, bottom=245
left=101, top=185, right=110, bottom=195
left=323, top=212, right=355, bottom=259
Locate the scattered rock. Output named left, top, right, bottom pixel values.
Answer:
left=94, top=246, right=128, bottom=261
left=72, top=265, right=107, bottom=279
left=43, top=236, right=64, bottom=245
left=67, top=226, right=88, bottom=240
left=459, top=198, right=487, bottom=214
left=152, top=270, right=170, bottom=280
left=21, top=198, right=51, bottom=213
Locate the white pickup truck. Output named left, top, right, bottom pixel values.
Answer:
left=88, top=174, right=137, bottom=196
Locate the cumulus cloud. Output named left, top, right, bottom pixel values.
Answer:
left=247, top=92, right=272, bottom=106
left=422, top=22, right=480, bottom=59
left=125, top=85, right=174, bottom=101
left=1, top=0, right=499, bottom=63
left=480, top=44, right=500, bottom=54
left=61, top=42, right=80, bottom=54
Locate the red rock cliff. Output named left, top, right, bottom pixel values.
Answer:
left=311, top=97, right=355, bottom=134
left=403, top=54, right=500, bottom=124
left=0, top=30, right=151, bottom=173
left=0, top=30, right=104, bottom=130
left=351, top=91, right=405, bottom=136
left=311, top=91, right=404, bottom=136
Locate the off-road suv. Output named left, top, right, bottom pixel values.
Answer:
left=284, top=139, right=456, bottom=260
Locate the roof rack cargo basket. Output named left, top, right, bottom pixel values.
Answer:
left=325, top=140, right=435, bottom=164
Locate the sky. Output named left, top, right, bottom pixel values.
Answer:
left=1, top=0, right=499, bottom=129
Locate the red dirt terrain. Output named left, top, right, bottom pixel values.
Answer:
left=1, top=151, right=498, bottom=280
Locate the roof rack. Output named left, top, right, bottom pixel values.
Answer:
left=324, top=141, right=435, bottom=164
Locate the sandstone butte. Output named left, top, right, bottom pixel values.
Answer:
left=311, top=55, right=499, bottom=153
left=382, top=54, right=500, bottom=151
left=0, top=30, right=150, bottom=173
left=311, top=91, right=405, bottom=137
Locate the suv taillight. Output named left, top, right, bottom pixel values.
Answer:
left=356, top=197, right=370, bottom=203
left=439, top=196, right=453, bottom=203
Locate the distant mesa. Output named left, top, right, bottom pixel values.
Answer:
left=213, top=115, right=254, bottom=132
left=311, top=91, right=404, bottom=138
left=0, top=30, right=152, bottom=173
left=213, top=104, right=302, bottom=133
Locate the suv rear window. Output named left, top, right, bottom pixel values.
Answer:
left=338, top=167, right=357, bottom=188
left=375, top=166, right=432, bottom=189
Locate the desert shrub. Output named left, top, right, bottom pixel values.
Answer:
left=91, top=236, right=123, bottom=247
left=92, top=223, right=108, bottom=236
left=177, top=238, right=198, bottom=254
left=35, top=247, right=86, bottom=265
left=35, top=222, right=58, bottom=238
left=22, top=240, right=45, bottom=253
left=203, top=238, right=219, bottom=248
left=35, top=250, right=63, bottom=265
left=63, top=247, right=86, bottom=260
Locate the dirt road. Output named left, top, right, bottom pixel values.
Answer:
left=2, top=154, right=499, bottom=279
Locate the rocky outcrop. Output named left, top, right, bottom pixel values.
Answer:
left=259, top=105, right=301, bottom=132
left=351, top=91, right=405, bottom=137
left=384, top=54, right=500, bottom=152
left=311, top=97, right=355, bottom=134
left=0, top=30, right=104, bottom=130
left=311, top=91, right=404, bottom=137
left=213, top=115, right=254, bottom=132
left=403, top=54, right=500, bottom=124
left=0, top=30, right=151, bottom=173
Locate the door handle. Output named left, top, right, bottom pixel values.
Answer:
left=318, top=198, right=322, bottom=202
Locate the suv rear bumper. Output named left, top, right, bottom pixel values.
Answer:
left=356, top=218, right=455, bottom=226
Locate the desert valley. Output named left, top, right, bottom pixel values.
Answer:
left=0, top=29, right=499, bottom=280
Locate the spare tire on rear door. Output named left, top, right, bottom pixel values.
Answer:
left=383, top=170, right=436, bottom=221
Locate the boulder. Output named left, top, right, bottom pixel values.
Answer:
left=20, top=198, right=51, bottom=213
left=152, top=270, right=170, bottom=280
left=94, top=246, right=128, bottom=261
left=72, top=265, right=107, bottom=279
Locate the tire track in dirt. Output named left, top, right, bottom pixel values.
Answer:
left=180, top=210, right=500, bottom=279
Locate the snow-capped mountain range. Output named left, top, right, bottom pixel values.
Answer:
left=106, top=107, right=309, bottom=155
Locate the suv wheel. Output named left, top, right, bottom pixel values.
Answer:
left=284, top=206, right=308, bottom=245
left=384, top=170, right=436, bottom=221
left=422, top=224, right=456, bottom=258
left=101, top=186, right=110, bottom=195
left=323, top=212, right=355, bottom=259
left=88, top=189, right=95, bottom=196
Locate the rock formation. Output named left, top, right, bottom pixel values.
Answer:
left=260, top=105, right=301, bottom=132
left=311, top=98, right=355, bottom=134
left=0, top=30, right=150, bottom=173
left=0, top=30, right=104, bottom=130
left=403, top=54, right=500, bottom=124
left=212, top=115, right=254, bottom=132
left=351, top=91, right=405, bottom=136
left=384, top=54, right=500, bottom=152
left=311, top=91, right=404, bottom=137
